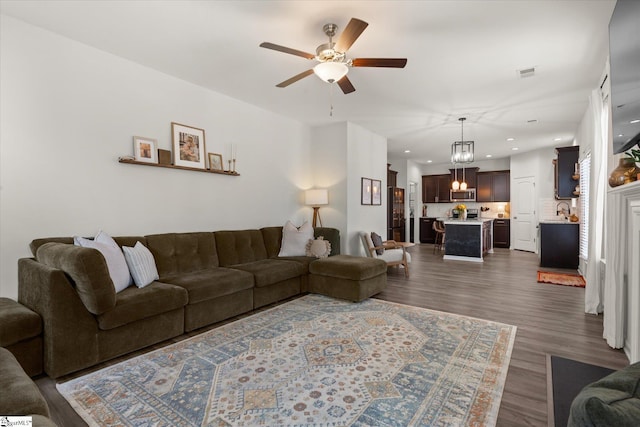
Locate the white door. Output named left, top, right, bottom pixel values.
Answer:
left=512, top=176, right=537, bottom=252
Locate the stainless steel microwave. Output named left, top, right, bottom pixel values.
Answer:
left=450, top=188, right=476, bottom=202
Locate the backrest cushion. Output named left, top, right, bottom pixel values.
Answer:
left=215, top=230, right=268, bottom=266
left=35, top=242, right=116, bottom=315
left=145, top=232, right=218, bottom=277
left=30, top=235, right=146, bottom=256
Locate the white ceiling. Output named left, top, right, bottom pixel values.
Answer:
left=0, top=0, right=616, bottom=166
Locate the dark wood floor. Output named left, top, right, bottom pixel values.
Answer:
left=36, top=245, right=629, bottom=427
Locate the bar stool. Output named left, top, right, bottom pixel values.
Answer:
left=433, top=220, right=446, bottom=253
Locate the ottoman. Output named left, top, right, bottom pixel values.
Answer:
left=0, top=297, right=43, bottom=376
left=0, top=347, right=57, bottom=426
left=309, top=255, right=387, bottom=302
left=568, top=361, right=640, bottom=426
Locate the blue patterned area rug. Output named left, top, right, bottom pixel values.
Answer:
left=57, top=294, right=516, bottom=426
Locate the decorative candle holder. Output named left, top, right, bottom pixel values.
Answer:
left=227, top=159, right=232, bottom=172
left=232, top=159, right=236, bottom=173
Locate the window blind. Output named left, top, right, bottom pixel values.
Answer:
left=579, top=154, right=591, bottom=259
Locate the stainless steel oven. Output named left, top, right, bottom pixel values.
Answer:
left=450, top=188, right=476, bottom=202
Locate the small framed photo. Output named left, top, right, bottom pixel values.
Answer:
left=172, top=122, right=206, bottom=169
left=133, top=136, right=158, bottom=163
left=361, top=178, right=372, bottom=205
left=372, top=179, right=382, bottom=205
left=208, top=153, right=223, bottom=171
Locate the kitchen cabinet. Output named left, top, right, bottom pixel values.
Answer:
left=422, top=174, right=450, bottom=203
left=477, top=171, right=510, bottom=202
left=555, top=146, right=579, bottom=199
left=493, top=219, right=510, bottom=248
left=449, top=167, right=478, bottom=189
left=419, top=217, right=437, bottom=243
left=387, top=164, right=398, bottom=188
left=540, top=222, right=579, bottom=268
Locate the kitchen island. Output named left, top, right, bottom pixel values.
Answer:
left=443, top=218, right=494, bottom=262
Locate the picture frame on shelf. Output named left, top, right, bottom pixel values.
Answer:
left=208, top=153, right=223, bottom=171
left=372, top=179, right=382, bottom=205
left=361, top=177, right=372, bottom=205
left=133, top=136, right=158, bottom=163
left=171, top=122, right=206, bottom=169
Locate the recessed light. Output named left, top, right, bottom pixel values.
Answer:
left=618, top=134, right=624, bottom=137
left=631, top=119, right=640, bottom=124
left=486, top=154, right=493, bottom=158
left=506, top=138, right=515, bottom=142
left=512, top=147, right=519, bottom=151
left=427, top=160, right=432, bottom=163
left=554, top=137, right=562, bottom=141
left=404, top=150, right=411, bottom=153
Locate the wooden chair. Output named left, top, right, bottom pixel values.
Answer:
left=433, top=220, right=445, bottom=253
left=361, top=233, right=411, bottom=277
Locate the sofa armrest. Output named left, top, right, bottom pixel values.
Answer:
left=18, top=258, right=99, bottom=378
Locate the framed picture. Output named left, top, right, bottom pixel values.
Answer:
left=133, top=136, right=158, bottom=163
left=361, top=178, right=372, bottom=205
left=208, top=153, right=223, bottom=171
left=171, top=122, right=206, bottom=169
left=372, top=179, right=382, bottom=205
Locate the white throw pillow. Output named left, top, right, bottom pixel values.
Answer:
left=123, top=241, right=159, bottom=288
left=278, top=221, right=314, bottom=256
left=74, top=231, right=132, bottom=293
left=306, top=236, right=331, bottom=258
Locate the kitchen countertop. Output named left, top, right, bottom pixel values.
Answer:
left=442, top=218, right=494, bottom=225
left=539, top=220, right=580, bottom=225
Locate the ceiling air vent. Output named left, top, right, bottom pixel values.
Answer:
left=518, top=67, right=536, bottom=78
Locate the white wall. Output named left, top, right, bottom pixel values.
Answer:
left=0, top=16, right=313, bottom=299
left=420, top=158, right=511, bottom=176
left=311, top=122, right=387, bottom=256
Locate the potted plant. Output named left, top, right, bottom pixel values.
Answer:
left=626, top=145, right=640, bottom=181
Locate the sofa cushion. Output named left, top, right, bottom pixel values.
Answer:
left=97, top=282, right=188, bottom=330
left=215, top=230, right=269, bottom=266
left=309, top=254, right=388, bottom=281
left=0, top=298, right=42, bottom=346
left=75, top=232, right=133, bottom=293
left=162, top=268, right=254, bottom=304
left=35, top=242, right=116, bottom=315
left=231, top=259, right=304, bottom=287
left=0, top=348, right=50, bottom=417
left=306, top=237, right=331, bottom=258
left=568, top=361, right=640, bottom=427
left=145, top=232, right=218, bottom=276
left=29, top=236, right=147, bottom=256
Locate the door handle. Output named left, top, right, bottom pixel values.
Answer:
left=513, top=216, right=517, bottom=220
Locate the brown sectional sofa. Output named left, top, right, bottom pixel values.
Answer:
left=18, top=226, right=387, bottom=379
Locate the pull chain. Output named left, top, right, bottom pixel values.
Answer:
left=329, top=83, right=334, bottom=117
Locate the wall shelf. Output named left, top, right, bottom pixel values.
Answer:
left=118, top=158, right=240, bottom=176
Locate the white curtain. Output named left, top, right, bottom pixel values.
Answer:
left=585, top=89, right=607, bottom=314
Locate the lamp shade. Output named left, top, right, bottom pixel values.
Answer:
left=313, top=62, right=348, bottom=83
left=305, top=189, right=329, bottom=206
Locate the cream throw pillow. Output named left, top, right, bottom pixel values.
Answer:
left=306, top=236, right=331, bottom=258
left=74, top=231, right=132, bottom=293
left=278, top=221, right=313, bottom=256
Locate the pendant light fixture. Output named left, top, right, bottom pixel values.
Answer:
left=451, top=117, right=474, bottom=189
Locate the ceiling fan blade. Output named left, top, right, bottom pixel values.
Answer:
left=334, top=18, right=368, bottom=53
left=352, top=58, right=408, bottom=68
left=259, top=42, right=315, bottom=60
left=275, top=69, right=315, bottom=88
left=337, top=75, right=356, bottom=94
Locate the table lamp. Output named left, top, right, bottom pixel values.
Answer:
left=305, top=189, right=329, bottom=227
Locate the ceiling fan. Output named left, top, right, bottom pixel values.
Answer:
left=259, top=18, right=407, bottom=94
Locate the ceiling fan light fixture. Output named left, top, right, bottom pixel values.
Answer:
left=313, top=62, right=348, bottom=83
